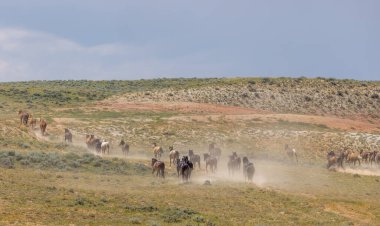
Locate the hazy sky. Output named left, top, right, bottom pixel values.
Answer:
left=0, top=0, right=379, bottom=81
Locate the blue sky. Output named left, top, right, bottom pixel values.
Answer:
left=0, top=0, right=379, bottom=81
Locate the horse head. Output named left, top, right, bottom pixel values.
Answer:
left=119, top=140, right=125, bottom=146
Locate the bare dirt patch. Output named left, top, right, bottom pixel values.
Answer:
left=96, top=99, right=380, bottom=132
left=97, top=100, right=267, bottom=115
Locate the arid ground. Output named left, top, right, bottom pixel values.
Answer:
left=0, top=77, right=379, bottom=225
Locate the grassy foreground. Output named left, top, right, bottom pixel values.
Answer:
left=0, top=151, right=379, bottom=225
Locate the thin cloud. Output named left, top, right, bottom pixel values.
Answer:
left=0, top=27, right=156, bottom=81
left=0, top=27, right=225, bottom=81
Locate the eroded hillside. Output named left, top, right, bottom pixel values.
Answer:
left=109, top=77, right=380, bottom=119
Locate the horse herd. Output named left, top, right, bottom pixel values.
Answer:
left=22, top=109, right=378, bottom=183
left=18, top=110, right=47, bottom=135
left=149, top=142, right=255, bottom=183
left=327, top=149, right=380, bottom=170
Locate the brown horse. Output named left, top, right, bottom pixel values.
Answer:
left=64, top=128, right=72, bottom=143
left=86, top=135, right=94, bottom=148
left=86, top=135, right=99, bottom=150
left=168, top=146, right=179, bottom=167
left=18, top=110, right=29, bottom=126
left=151, top=158, right=165, bottom=178
left=29, top=115, right=37, bottom=129
left=119, top=139, right=130, bottom=156
left=153, top=143, right=163, bottom=159
left=39, top=118, right=47, bottom=136
left=359, top=150, right=370, bottom=164
left=203, top=153, right=217, bottom=173
left=326, top=151, right=344, bottom=169
left=369, top=151, right=379, bottom=165
left=347, top=151, right=361, bottom=166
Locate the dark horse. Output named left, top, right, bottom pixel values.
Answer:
left=227, top=152, right=241, bottom=175
left=151, top=158, right=165, bottom=179
left=119, top=139, right=130, bottom=156
left=64, top=128, right=72, bottom=143
left=203, top=153, right=217, bottom=173
left=177, top=156, right=193, bottom=182
left=188, top=150, right=201, bottom=169
left=18, top=110, right=29, bottom=126
left=327, top=150, right=344, bottom=169
left=242, top=157, right=255, bottom=182
left=95, top=139, right=102, bottom=154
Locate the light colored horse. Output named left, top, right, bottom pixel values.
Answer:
left=347, top=151, right=362, bottom=166
left=168, top=146, right=179, bottom=167
left=64, top=128, right=72, bottom=143
left=101, top=141, right=110, bottom=154
left=153, top=143, right=163, bottom=159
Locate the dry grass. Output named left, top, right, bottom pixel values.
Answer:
left=0, top=78, right=380, bottom=225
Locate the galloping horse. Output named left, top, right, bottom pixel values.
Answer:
left=326, top=150, right=345, bottom=169
left=153, top=143, right=163, bottom=159
left=119, top=139, right=130, bottom=156
left=18, top=110, right=29, bottom=126
left=86, top=135, right=95, bottom=149
left=101, top=140, right=110, bottom=154
left=168, top=146, right=179, bottom=167
left=64, top=128, right=72, bottom=143
left=188, top=150, right=201, bottom=169
left=151, top=158, right=165, bottom=179
left=177, top=156, right=193, bottom=182
left=203, top=153, right=217, bottom=173
left=242, top=157, right=255, bottom=182
left=39, top=118, right=47, bottom=136
left=346, top=151, right=362, bottom=166
left=29, top=115, right=37, bottom=129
